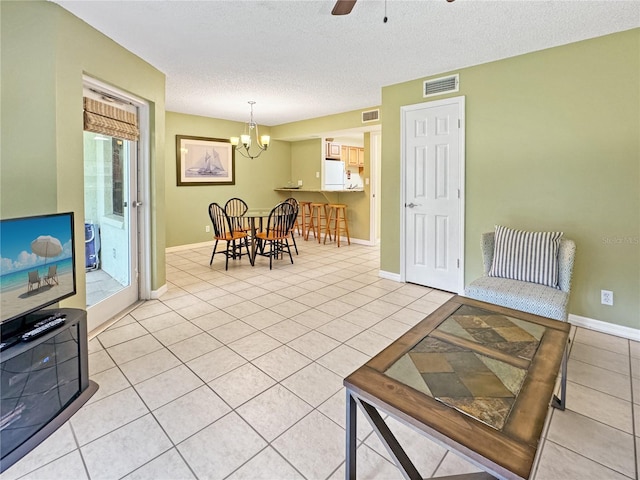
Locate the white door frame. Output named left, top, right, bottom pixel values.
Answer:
left=369, top=131, right=382, bottom=245
left=83, top=76, right=151, bottom=329
left=400, top=96, right=466, bottom=293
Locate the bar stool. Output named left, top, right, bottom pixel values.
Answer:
left=306, top=202, right=329, bottom=243
left=298, top=201, right=312, bottom=239
left=324, top=204, right=351, bottom=247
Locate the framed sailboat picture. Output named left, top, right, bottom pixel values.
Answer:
left=176, top=135, right=235, bottom=186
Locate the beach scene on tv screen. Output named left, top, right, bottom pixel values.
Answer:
left=0, top=215, right=74, bottom=322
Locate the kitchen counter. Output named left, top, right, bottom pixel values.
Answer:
left=274, top=188, right=364, bottom=193
left=274, top=188, right=364, bottom=203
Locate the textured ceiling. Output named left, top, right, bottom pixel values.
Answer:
left=54, top=0, right=639, bottom=126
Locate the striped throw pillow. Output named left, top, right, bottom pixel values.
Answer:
left=489, top=225, right=563, bottom=288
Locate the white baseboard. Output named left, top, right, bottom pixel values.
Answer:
left=150, top=284, right=167, bottom=300
left=298, top=234, right=372, bottom=246
left=166, top=241, right=213, bottom=253
left=568, top=313, right=640, bottom=341
left=379, top=270, right=402, bottom=282
left=344, top=237, right=374, bottom=246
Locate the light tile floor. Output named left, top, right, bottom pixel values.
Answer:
left=2, top=239, right=638, bottom=479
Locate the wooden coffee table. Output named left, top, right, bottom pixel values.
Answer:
left=344, top=295, right=570, bottom=480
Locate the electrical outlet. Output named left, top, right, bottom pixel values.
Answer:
left=205, top=225, right=210, bottom=233
left=601, top=290, right=613, bottom=306
left=315, top=172, right=320, bottom=178
left=298, top=180, right=303, bottom=186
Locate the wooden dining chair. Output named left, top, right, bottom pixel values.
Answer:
left=208, top=202, right=253, bottom=270
left=224, top=197, right=249, bottom=234
left=283, top=197, right=300, bottom=255
left=255, top=202, right=296, bottom=269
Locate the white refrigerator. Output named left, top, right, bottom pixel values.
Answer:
left=323, top=160, right=345, bottom=190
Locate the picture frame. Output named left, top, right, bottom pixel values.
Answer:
left=176, top=135, right=235, bottom=186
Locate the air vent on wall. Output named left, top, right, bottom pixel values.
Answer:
left=361, top=109, right=380, bottom=123
left=423, top=74, right=459, bottom=98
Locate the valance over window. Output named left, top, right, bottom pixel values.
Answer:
left=83, top=97, right=139, bottom=141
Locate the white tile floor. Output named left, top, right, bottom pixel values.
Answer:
left=2, top=239, right=638, bottom=479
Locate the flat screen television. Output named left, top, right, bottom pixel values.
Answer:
left=0, top=212, right=76, bottom=336
left=0, top=213, right=96, bottom=474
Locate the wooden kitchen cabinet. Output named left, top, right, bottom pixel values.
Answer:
left=346, top=146, right=364, bottom=167
left=347, top=146, right=359, bottom=166
left=326, top=142, right=341, bottom=159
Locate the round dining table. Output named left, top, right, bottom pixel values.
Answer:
left=229, top=208, right=272, bottom=264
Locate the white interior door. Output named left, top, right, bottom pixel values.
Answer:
left=403, top=97, right=464, bottom=292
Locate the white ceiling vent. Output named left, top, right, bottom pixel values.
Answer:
left=361, top=109, right=380, bottom=123
left=423, top=74, right=459, bottom=98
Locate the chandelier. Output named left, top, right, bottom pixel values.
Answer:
left=230, top=101, right=270, bottom=159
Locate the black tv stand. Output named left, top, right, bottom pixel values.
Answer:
left=0, top=308, right=98, bottom=473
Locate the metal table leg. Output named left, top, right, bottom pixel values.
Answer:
left=346, top=389, right=357, bottom=480
left=346, top=391, right=498, bottom=480
left=551, top=340, right=568, bottom=410
left=357, top=398, right=422, bottom=480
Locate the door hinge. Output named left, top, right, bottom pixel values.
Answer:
left=457, top=259, right=460, bottom=268
left=457, top=189, right=461, bottom=199
left=458, top=119, right=461, bottom=128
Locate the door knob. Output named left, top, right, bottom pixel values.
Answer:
left=406, top=202, right=421, bottom=208
left=133, top=201, right=143, bottom=208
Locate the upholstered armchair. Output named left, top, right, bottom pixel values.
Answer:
left=465, top=229, right=576, bottom=321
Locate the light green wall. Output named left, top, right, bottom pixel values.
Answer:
left=164, top=112, right=291, bottom=247
left=291, top=139, right=323, bottom=190
left=1, top=1, right=166, bottom=306
left=2, top=2, right=57, bottom=215
left=380, top=29, right=640, bottom=329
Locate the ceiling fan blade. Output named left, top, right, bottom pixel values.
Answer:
left=332, top=0, right=357, bottom=15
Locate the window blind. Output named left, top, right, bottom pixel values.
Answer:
left=83, top=97, right=139, bottom=141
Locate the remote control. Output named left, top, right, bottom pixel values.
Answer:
left=21, top=317, right=66, bottom=342
left=34, top=312, right=67, bottom=328
left=0, top=337, right=21, bottom=352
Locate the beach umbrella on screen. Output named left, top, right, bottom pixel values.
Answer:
left=31, top=235, right=63, bottom=268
